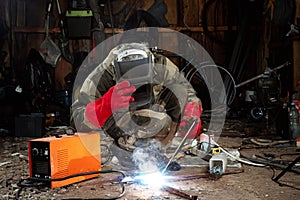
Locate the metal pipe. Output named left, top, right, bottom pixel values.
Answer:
left=235, top=61, right=290, bottom=88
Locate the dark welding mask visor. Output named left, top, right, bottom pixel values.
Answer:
left=114, top=56, right=153, bottom=109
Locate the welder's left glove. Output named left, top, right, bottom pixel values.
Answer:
left=85, top=81, right=136, bottom=127
left=178, top=101, right=202, bottom=139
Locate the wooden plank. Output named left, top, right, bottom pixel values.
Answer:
left=198, top=0, right=207, bottom=25
left=183, top=0, right=199, bottom=26
left=14, top=27, right=61, bottom=34
left=25, top=0, right=46, bottom=27
left=16, top=0, right=26, bottom=27
left=165, top=0, right=177, bottom=25
left=293, top=0, right=300, bottom=91
left=158, top=31, right=179, bottom=53
left=293, top=40, right=300, bottom=91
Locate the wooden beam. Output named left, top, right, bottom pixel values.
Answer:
left=13, top=27, right=61, bottom=34
left=14, top=26, right=241, bottom=34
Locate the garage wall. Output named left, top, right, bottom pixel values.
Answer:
left=0, top=0, right=297, bottom=94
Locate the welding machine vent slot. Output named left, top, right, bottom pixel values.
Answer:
left=56, top=149, right=69, bottom=177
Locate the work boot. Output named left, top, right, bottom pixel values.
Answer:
left=117, top=135, right=137, bottom=151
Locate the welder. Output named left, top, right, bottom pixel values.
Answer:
left=71, top=33, right=202, bottom=170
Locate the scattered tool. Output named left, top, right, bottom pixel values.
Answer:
left=211, top=147, right=221, bottom=154
left=273, top=155, right=300, bottom=182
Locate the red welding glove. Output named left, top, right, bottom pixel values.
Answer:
left=85, top=81, right=136, bottom=127
left=178, top=102, right=202, bottom=139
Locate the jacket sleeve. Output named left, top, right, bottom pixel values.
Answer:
left=70, top=62, right=116, bottom=132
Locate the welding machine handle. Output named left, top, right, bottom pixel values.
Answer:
left=85, top=81, right=136, bottom=127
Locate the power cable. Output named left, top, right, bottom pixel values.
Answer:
left=17, top=170, right=126, bottom=200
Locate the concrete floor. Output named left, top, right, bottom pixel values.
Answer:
left=1, top=118, right=300, bottom=199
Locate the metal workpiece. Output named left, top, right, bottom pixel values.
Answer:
left=161, top=185, right=198, bottom=200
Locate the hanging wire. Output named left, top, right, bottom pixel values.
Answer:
left=186, top=64, right=237, bottom=106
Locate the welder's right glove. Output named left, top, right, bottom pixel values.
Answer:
left=178, top=101, right=202, bottom=139
left=85, top=81, right=136, bottom=127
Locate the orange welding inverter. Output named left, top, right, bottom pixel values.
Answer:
left=28, top=132, right=101, bottom=188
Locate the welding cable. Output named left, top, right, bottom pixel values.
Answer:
left=16, top=179, right=49, bottom=200
left=187, top=64, right=236, bottom=105
left=204, top=141, right=266, bottom=167
left=49, top=169, right=126, bottom=182
left=218, top=146, right=265, bottom=167
left=184, top=61, right=212, bottom=80
left=17, top=178, right=48, bottom=187
left=17, top=170, right=126, bottom=184
left=17, top=170, right=126, bottom=200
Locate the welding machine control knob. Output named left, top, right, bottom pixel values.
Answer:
left=32, top=148, right=39, bottom=156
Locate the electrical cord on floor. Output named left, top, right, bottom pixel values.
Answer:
left=219, top=146, right=266, bottom=167
left=200, top=140, right=300, bottom=190
left=17, top=170, right=126, bottom=200
left=214, top=141, right=300, bottom=190
left=200, top=140, right=266, bottom=167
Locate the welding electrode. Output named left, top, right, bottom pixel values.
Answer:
left=161, top=120, right=197, bottom=174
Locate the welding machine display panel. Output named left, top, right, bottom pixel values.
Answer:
left=29, top=142, right=51, bottom=179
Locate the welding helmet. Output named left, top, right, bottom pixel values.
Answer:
left=113, top=43, right=154, bottom=110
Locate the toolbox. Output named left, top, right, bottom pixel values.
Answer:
left=65, top=9, right=93, bottom=38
